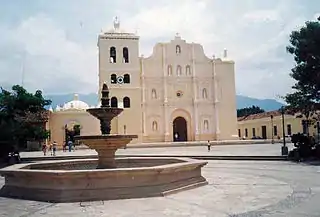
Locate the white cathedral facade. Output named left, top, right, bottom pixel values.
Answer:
left=48, top=18, right=238, bottom=146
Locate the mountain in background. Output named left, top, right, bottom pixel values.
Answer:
left=236, top=95, right=284, bottom=111
left=45, top=93, right=284, bottom=111
left=46, top=93, right=99, bottom=108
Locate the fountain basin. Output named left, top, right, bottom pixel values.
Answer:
left=0, top=157, right=208, bottom=203
left=75, top=134, right=138, bottom=169
left=76, top=134, right=137, bottom=149
left=86, top=107, right=123, bottom=120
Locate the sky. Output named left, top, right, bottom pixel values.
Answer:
left=0, top=0, right=319, bottom=100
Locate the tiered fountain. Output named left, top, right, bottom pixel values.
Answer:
left=0, top=83, right=208, bottom=203
left=75, top=83, right=138, bottom=169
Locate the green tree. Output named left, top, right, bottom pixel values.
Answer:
left=284, top=16, right=320, bottom=135
left=0, top=85, right=51, bottom=158
left=237, top=105, right=265, bottom=117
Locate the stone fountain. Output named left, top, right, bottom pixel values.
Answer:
left=75, top=83, right=137, bottom=169
left=0, top=83, right=208, bottom=203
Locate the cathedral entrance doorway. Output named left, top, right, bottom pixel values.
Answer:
left=173, top=117, right=188, bottom=142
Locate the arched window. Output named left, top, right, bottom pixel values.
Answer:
left=204, top=120, right=209, bottom=131
left=110, top=47, right=116, bottom=63
left=123, top=47, right=129, bottom=63
left=176, top=45, right=181, bottom=54
left=111, top=74, right=117, bottom=84
left=151, top=89, right=157, bottom=99
left=202, top=88, right=208, bottom=99
left=123, top=97, right=130, bottom=108
left=111, top=97, right=118, bottom=108
left=186, top=65, right=191, bottom=75
left=152, top=121, right=158, bottom=131
left=177, top=65, right=182, bottom=76
left=168, top=65, right=172, bottom=76
left=124, top=74, right=130, bottom=83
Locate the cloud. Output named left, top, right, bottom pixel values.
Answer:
left=125, top=1, right=210, bottom=37
left=0, top=0, right=319, bottom=101
left=121, top=0, right=216, bottom=56
left=1, top=13, right=98, bottom=94
left=243, top=9, right=279, bottom=23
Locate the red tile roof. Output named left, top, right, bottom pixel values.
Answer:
left=237, top=110, right=283, bottom=122
left=238, top=106, right=320, bottom=122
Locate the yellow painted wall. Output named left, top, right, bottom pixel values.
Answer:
left=49, top=110, right=100, bottom=148
left=238, top=114, right=318, bottom=139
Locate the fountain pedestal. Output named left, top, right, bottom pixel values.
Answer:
left=76, top=135, right=138, bottom=169
left=98, top=149, right=116, bottom=168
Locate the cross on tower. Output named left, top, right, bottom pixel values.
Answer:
left=113, top=16, right=120, bottom=31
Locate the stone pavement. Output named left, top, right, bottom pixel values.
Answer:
left=1, top=160, right=320, bottom=216
left=20, top=143, right=295, bottom=159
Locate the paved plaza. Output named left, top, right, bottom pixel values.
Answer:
left=2, top=143, right=320, bottom=216
left=20, top=143, right=295, bottom=159
left=1, top=160, right=320, bottom=217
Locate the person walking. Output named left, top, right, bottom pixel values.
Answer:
left=207, top=140, right=211, bottom=152
left=52, top=141, right=57, bottom=156
left=68, top=140, right=73, bottom=152
left=63, top=141, right=67, bottom=152
left=49, top=143, right=53, bottom=156
left=42, top=143, right=47, bottom=156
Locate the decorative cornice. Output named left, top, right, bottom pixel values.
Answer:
left=99, top=35, right=139, bottom=40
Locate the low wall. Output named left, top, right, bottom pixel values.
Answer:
left=25, top=158, right=185, bottom=170
left=68, top=139, right=291, bottom=151
left=118, top=139, right=290, bottom=149
left=0, top=158, right=208, bottom=202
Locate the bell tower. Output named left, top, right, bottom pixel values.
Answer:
left=97, top=17, right=142, bottom=142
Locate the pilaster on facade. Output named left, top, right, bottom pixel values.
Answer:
left=192, top=44, right=199, bottom=135
left=164, top=109, right=170, bottom=136
left=161, top=44, right=170, bottom=135
left=212, top=60, right=220, bottom=137
left=140, top=58, right=147, bottom=136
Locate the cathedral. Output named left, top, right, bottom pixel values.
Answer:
left=47, top=18, right=238, bottom=146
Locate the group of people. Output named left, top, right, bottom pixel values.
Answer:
left=42, top=141, right=57, bottom=156
left=41, top=140, right=75, bottom=156
left=41, top=140, right=212, bottom=156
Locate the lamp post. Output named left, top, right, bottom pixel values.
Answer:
left=270, top=115, right=274, bottom=144
left=317, top=121, right=320, bottom=145
left=281, top=107, right=288, bottom=155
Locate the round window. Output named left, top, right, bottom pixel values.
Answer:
left=176, top=91, right=183, bottom=98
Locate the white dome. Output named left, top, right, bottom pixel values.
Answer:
left=55, top=105, right=61, bottom=111
left=62, top=94, right=89, bottom=111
